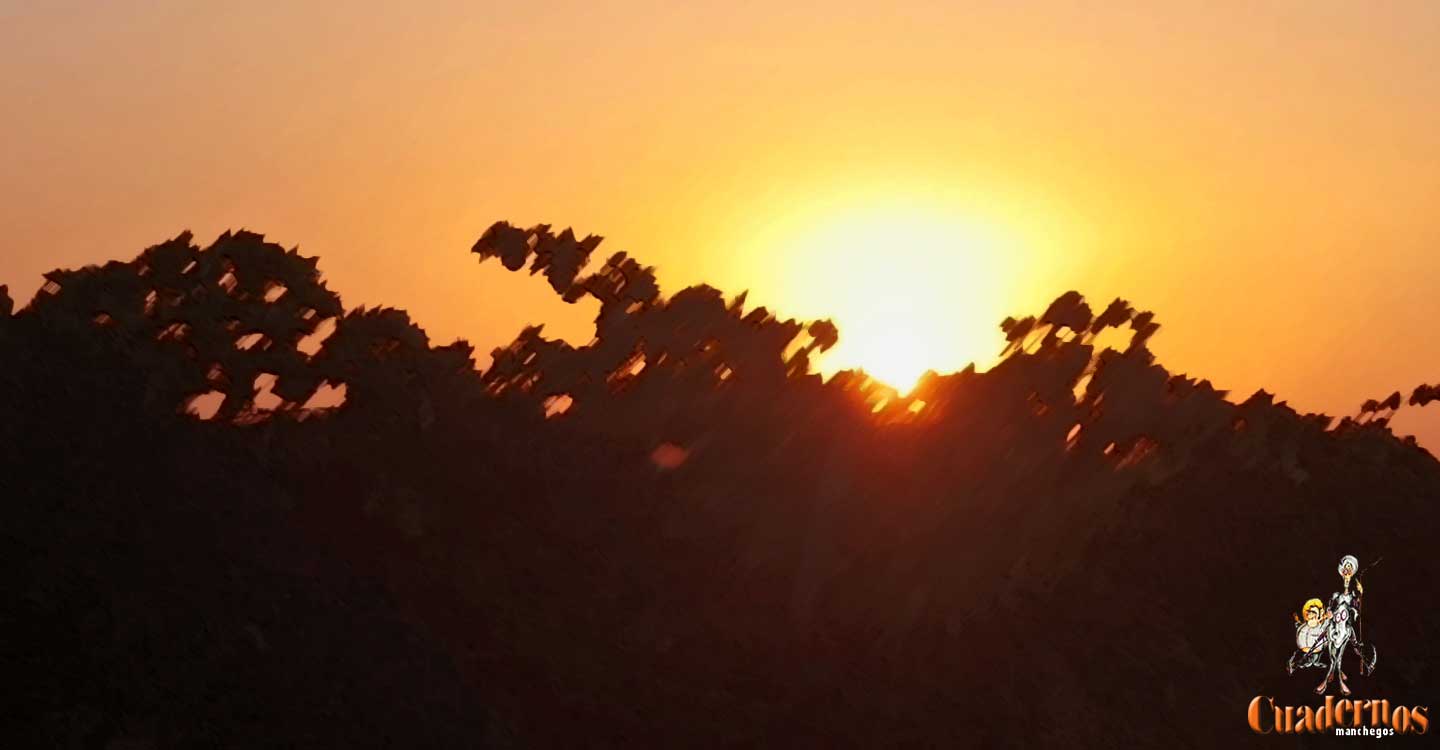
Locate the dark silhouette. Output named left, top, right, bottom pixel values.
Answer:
left=6, top=224, right=1439, bottom=747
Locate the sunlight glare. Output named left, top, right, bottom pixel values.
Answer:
left=765, top=197, right=1023, bottom=393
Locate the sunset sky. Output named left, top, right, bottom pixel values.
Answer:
left=3, top=2, right=1439, bottom=442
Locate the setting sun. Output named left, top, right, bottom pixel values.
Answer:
left=751, top=197, right=1024, bottom=393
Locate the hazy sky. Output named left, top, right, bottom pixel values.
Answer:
left=4, top=2, right=1439, bottom=442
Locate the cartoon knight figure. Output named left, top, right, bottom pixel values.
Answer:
left=1286, top=597, right=1329, bottom=675
left=1315, top=554, right=1378, bottom=695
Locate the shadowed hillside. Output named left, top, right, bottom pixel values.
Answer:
left=5, top=225, right=1439, bottom=747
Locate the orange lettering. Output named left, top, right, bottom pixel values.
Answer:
left=1247, top=696, right=1273, bottom=734
left=1411, top=706, right=1428, bottom=735
left=1372, top=699, right=1391, bottom=727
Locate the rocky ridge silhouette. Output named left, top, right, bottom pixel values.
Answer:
left=5, top=224, right=1438, bottom=747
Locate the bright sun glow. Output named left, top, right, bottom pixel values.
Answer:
left=762, top=197, right=1024, bottom=393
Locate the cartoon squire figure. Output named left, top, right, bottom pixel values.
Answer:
left=1287, top=597, right=1328, bottom=674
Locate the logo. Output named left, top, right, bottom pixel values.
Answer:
left=1248, top=697, right=1427, bottom=736
left=1247, top=554, right=1429, bottom=736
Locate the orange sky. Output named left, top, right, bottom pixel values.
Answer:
left=3, top=2, right=1439, bottom=444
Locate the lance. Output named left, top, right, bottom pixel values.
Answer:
left=1354, top=557, right=1381, bottom=645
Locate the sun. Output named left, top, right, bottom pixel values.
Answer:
left=763, top=197, right=1020, bottom=394
left=833, top=315, right=936, bottom=395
